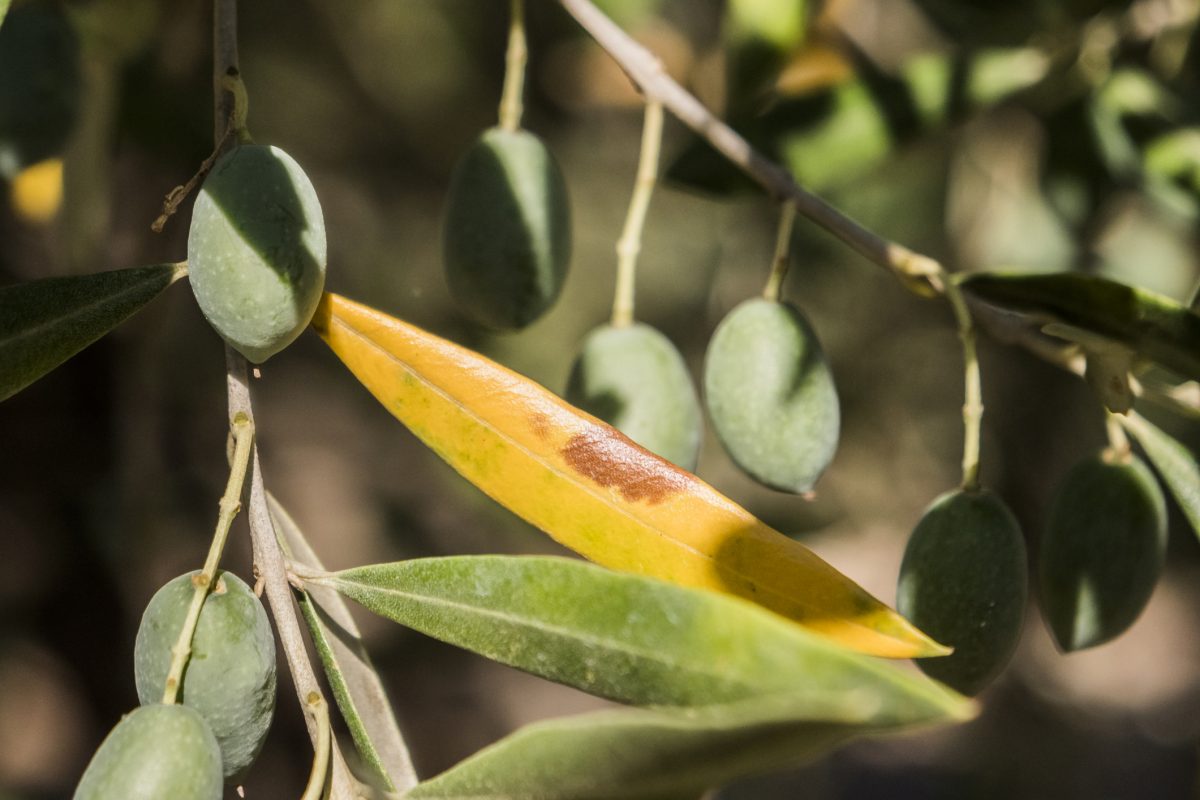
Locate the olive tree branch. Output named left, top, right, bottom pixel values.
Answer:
left=554, top=0, right=945, bottom=298
left=557, top=0, right=996, bottom=484
left=214, top=2, right=364, bottom=797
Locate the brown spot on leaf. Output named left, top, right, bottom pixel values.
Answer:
left=561, top=430, right=688, bottom=505
left=528, top=411, right=552, bottom=441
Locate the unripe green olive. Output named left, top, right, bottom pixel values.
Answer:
left=73, top=704, right=222, bottom=800
left=186, top=144, right=326, bottom=363
left=703, top=298, right=839, bottom=493
left=897, top=489, right=1028, bottom=696
left=565, top=322, right=703, bottom=471
left=134, top=571, right=276, bottom=778
left=443, top=126, right=571, bottom=330
left=1039, top=452, right=1167, bottom=652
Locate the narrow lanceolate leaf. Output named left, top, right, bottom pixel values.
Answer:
left=0, top=264, right=184, bottom=401
left=407, top=689, right=971, bottom=800
left=959, top=271, right=1200, bottom=381
left=0, top=0, right=10, bottom=28
left=305, top=556, right=969, bottom=709
left=1122, top=412, right=1200, bottom=541
left=312, top=293, right=944, bottom=658
left=269, top=495, right=418, bottom=793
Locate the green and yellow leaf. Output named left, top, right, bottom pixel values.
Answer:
left=311, top=292, right=945, bottom=658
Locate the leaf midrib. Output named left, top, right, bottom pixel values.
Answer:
left=0, top=267, right=173, bottom=351
left=328, top=573, right=768, bottom=702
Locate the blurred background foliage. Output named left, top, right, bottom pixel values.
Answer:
left=2, top=0, right=1200, bottom=797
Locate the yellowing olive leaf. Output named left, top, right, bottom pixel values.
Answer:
left=268, top=495, right=417, bottom=793
left=407, top=688, right=970, bottom=800
left=959, top=271, right=1200, bottom=381
left=0, top=0, right=10, bottom=27
left=0, top=264, right=184, bottom=401
left=1121, top=412, right=1200, bottom=542
left=311, top=292, right=945, bottom=658
left=303, top=556, right=968, bottom=709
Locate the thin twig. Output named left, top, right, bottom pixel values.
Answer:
left=1105, top=410, right=1133, bottom=461
left=611, top=100, right=663, bottom=328
left=499, top=0, right=527, bottom=131
left=300, top=692, right=332, bottom=800
left=555, top=0, right=944, bottom=296
left=214, top=3, right=362, bottom=797
left=945, top=281, right=983, bottom=491
left=151, top=126, right=232, bottom=233
left=762, top=201, right=797, bottom=303
left=162, top=413, right=253, bottom=705
left=228, top=359, right=364, bottom=799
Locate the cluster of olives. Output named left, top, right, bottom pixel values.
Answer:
left=436, top=91, right=1174, bottom=701
left=75, top=139, right=320, bottom=796
left=74, top=571, right=276, bottom=798
left=440, top=126, right=839, bottom=489
left=897, top=447, right=1168, bottom=696
left=566, top=296, right=839, bottom=489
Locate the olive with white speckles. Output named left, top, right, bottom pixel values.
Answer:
left=187, top=144, right=326, bottom=363
left=134, top=571, right=276, bottom=778
left=73, top=704, right=222, bottom=800
left=704, top=298, right=839, bottom=493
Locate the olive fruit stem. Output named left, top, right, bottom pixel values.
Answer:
left=161, top=412, right=255, bottom=705
left=150, top=127, right=232, bottom=233
left=151, top=34, right=252, bottom=232
left=611, top=99, right=663, bottom=328
left=220, top=68, right=251, bottom=142
left=498, top=0, right=527, bottom=132
left=944, top=279, right=983, bottom=491
left=762, top=201, right=797, bottom=303
left=1105, top=410, right=1133, bottom=462
left=300, top=692, right=332, bottom=800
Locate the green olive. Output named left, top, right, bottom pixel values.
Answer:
left=1039, top=452, right=1167, bottom=651
left=565, top=322, right=703, bottom=471
left=134, top=571, right=276, bottom=778
left=73, top=704, right=222, bottom=800
left=443, top=127, right=571, bottom=330
left=186, top=144, right=326, bottom=363
left=897, top=489, right=1028, bottom=695
left=703, top=298, right=839, bottom=493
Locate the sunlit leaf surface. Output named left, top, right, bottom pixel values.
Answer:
left=312, top=292, right=945, bottom=658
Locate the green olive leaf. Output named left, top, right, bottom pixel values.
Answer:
left=269, top=495, right=417, bottom=793
left=1121, top=412, right=1200, bottom=542
left=958, top=271, right=1200, bottom=381
left=0, top=263, right=184, bottom=401
left=301, top=555, right=970, bottom=715
left=406, top=688, right=967, bottom=800
left=0, top=0, right=10, bottom=29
